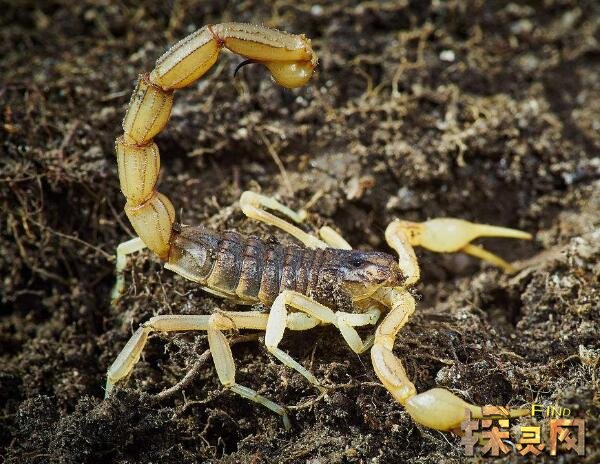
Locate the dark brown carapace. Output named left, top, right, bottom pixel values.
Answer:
left=166, top=225, right=404, bottom=311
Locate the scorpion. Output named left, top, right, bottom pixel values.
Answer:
left=106, top=22, right=532, bottom=431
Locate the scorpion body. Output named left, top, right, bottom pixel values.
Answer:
left=107, top=22, right=532, bottom=432
left=168, top=225, right=402, bottom=309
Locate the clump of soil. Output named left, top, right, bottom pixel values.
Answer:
left=1, top=1, right=598, bottom=463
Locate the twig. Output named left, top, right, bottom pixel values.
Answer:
left=151, top=333, right=260, bottom=401
left=27, top=217, right=112, bottom=259
left=258, top=130, right=294, bottom=197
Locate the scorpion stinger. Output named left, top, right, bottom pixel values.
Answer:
left=233, top=59, right=257, bottom=77
left=107, top=22, right=532, bottom=432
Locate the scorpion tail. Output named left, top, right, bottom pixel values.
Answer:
left=114, top=23, right=317, bottom=266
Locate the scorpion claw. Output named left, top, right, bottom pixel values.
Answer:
left=403, top=388, right=483, bottom=431
left=404, top=388, right=530, bottom=432
left=387, top=218, right=532, bottom=272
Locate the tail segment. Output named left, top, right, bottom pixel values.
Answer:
left=116, top=23, right=317, bottom=259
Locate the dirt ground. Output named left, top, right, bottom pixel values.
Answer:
left=1, top=1, right=599, bottom=463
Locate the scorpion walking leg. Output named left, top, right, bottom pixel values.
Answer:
left=287, top=312, right=321, bottom=331
left=336, top=308, right=381, bottom=353
left=287, top=304, right=379, bottom=355
left=312, top=231, right=379, bottom=352
left=111, top=237, right=146, bottom=303
left=386, top=218, right=532, bottom=273
left=240, top=191, right=327, bottom=249
left=105, top=311, right=292, bottom=428
left=240, top=191, right=354, bottom=250
left=265, top=291, right=381, bottom=390
left=265, top=291, right=331, bottom=391
left=317, top=226, right=352, bottom=250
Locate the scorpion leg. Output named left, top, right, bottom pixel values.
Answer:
left=111, top=236, right=146, bottom=303
left=105, top=311, right=292, bottom=429
left=240, top=191, right=354, bottom=250
left=240, top=191, right=328, bottom=249
left=386, top=218, right=532, bottom=273
left=314, top=231, right=379, bottom=352
left=336, top=308, right=381, bottom=353
left=317, top=226, right=353, bottom=250
left=265, top=291, right=330, bottom=392
left=286, top=308, right=381, bottom=354
left=287, top=312, right=321, bottom=331
left=265, top=291, right=381, bottom=390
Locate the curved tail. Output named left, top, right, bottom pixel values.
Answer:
left=116, top=23, right=318, bottom=259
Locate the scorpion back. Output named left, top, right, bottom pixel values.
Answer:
left=167, top=225, right=403, bottom=310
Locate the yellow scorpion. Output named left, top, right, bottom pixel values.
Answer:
left=107, top=23, right=532, bottom=431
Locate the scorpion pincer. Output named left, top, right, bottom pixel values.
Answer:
left=106, top=22, right=532, bottom=431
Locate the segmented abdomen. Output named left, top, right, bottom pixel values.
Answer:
left=168, top=225, right=324, bottom=306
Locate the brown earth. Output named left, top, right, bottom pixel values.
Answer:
left=1, top=1, right=599, bottom=463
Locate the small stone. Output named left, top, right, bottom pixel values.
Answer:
left=439, top=50, right=455, bottom=62
left=311, top=5, right=323, bottom=16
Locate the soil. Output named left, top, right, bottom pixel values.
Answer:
left=1, top=1, right=599, bottom=463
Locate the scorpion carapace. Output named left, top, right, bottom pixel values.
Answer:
left=107, top=22, right=533, bottom=432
